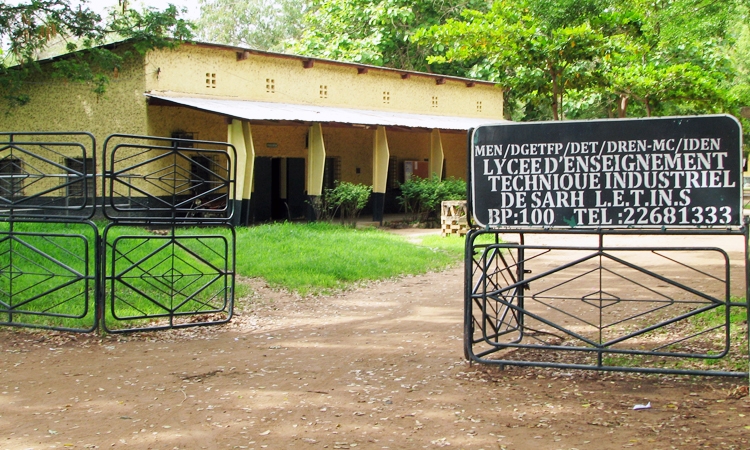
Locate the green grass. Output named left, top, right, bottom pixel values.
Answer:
left=688, top=302, right=748, bottom=329
left=230, top=222, right=460, bottom=295
left=0, top=221, right=99, bottom=330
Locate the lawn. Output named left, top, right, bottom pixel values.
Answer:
left=231, top=222, right=464, bottom=295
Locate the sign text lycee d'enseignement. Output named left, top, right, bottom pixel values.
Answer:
left=469, top=116, right=743, bottom=228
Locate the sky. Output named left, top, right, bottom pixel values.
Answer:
left=84, top=0, right=202, bottom=20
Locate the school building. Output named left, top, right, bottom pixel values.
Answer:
left=1, top=39, right=505, bottom=223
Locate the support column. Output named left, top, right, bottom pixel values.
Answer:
left=372, top=125, right=390, bottom=223
left=429, top=128, right=444, bottom=180
left=227, top=119, right=255, bottom=225
left=307, top=122, right=326, bottom=221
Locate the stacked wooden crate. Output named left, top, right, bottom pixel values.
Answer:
left=441, top=200, right=469, bottom=236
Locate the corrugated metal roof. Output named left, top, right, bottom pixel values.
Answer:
left=146, top=94, right=504, bottom=131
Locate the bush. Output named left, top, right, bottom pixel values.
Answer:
left=398, top=176, right=466, bottom=222
left=323, top=181, right=372, bottom=225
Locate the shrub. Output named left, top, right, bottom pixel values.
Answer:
left=323, top=181, right=372, bottom=225
left=398, top=175, right=466, bottom=222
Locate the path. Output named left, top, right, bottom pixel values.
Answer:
left=1, top=232, right=749, bottom=449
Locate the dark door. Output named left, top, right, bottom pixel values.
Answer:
left=252, top=157, right=273, bottom=222
left=286, top=158, right=306, bottom=220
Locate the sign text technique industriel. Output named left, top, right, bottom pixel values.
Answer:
left=469, top=115, right=743, bottom=228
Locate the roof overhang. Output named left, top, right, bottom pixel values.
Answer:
left=146, top=94, right=503, bottom=131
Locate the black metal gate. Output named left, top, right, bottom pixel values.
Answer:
left=465, top=228, right=750, bottom=377
left=0, top=132, right=236, bottom=333
left=101, top=134, right=236, bottom=332
left=0, top=132, right=99, bottom=332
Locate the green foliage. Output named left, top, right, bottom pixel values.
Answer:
left=289, top=0, right=489, bottom=72
left=1, top=1, right=193, bottom=109
left=323, top=181, right=372, bottom=225
left=414, top=0, right=607, bottom=120
left=414, top=0, right=748, bottom=121
left=196, top=0, right=306, bottom=51
left=398, top=176, right=466, bottom=222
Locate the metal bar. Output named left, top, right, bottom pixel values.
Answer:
left=465, top=228, right=748, bottom=378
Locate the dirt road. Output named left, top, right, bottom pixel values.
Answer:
left=1, top=233, right=749, bottom=449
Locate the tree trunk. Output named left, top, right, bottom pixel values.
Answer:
left=551, top=71, right=559, bottom=121
left=617, top=96, right=628, bottom=118
left=560, top=83, right=565, bottom=121
left=644, top=97, right=652, bottom=117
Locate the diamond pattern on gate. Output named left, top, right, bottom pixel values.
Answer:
left=107, top=142, right=230, bottom=220
left=525, top=250, right=719, bottom=348
left=138, top=159, right=194, bottom=197
left=0, top=233, right=90, bottom=317
left=111, top=235, right=228, bottom=319
left=1, top=139, right=96, bottom=220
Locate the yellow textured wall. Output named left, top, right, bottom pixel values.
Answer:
left=1, top=54, right=148, bottom=139
left=442, top=131, right=471, bottom=179
left=0, top=52, right=148, bottom=196
left=145, top=45, right=503, bottom=119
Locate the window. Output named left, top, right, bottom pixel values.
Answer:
left=431, top=96, right=438, bottom=108
left=0, top=157, right=24, bottom=197
left=320, top=85, right=328, bottom=98
left=205, top=73, right=216, bottom=89
left=383, top=91, right=390, bottom=104
left=477, top=101, right=483, bottom=112
left=323, top=156, right=341, bottom=191
left=65, top=157, right=95, bottom=198
left=266, top=78, right=275, bottom=93
left=172, top=131, right=195, bottom=148
left=190, top=155, right=215, bottom=195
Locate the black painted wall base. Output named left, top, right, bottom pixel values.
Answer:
left=372, top=192, right=385, bottom=224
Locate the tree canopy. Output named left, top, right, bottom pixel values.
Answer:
left=196, top=0, right=306, bottom=51
left=1, top=0, right=193, bottom=109
left=412, top=0, right=747, bottom=121
left=288, top=0, right=490, bottom=71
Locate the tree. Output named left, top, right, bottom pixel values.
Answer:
left=415, top=0, right=607, bottom=120
left=195, top=0, right=307, bottom=51
left=416, top=0, right=744, bottom=121
left=598, top=0, right=737, bottom=118
left=1, top=0, right=193, bottom=109
left=289, top=0, right=489, bottom=72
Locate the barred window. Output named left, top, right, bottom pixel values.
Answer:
left=65, top=157, right=95, bottom=198
left=323, top=156, right=341, bottom=190
left=0, top=157, right=24, bottom=197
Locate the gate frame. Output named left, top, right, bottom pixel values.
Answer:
left=464, top=223, right=750, bottom=378
left=100, top=133, right=237, bottom=333
left=0, top=132, right=100, bottom=333
left=1, top=131, right=237, bottom=334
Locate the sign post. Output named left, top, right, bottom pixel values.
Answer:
left=470, top=115, right=743, bottom=228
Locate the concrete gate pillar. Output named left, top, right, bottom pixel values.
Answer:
left=307, top=122, right=326, bottom=220
left=372, top=125, right=390, bottom=224
left=227, top=119, right=255, bottom=225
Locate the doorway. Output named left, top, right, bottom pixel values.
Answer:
left=252, top=157, right=305, bottom=223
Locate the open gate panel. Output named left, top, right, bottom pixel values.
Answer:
left=465, top=229, right=749, bottom=377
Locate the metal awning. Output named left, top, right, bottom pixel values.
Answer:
left=146, top=94, right=503, bottom=131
